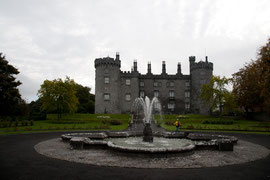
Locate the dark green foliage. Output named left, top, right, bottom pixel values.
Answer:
left=48, top=120, right=86, bottom=124
left=75, top=83, right=95, bottom=113
left=202, top=120, right=233, bottom=125
left=0, top=120, right=34, bottom=128
left=0, top=53, right=27, bottom=116
left=28, top=99, right=47, bottom=120
left=233, top=38, right=270, bottom=116
left=165, top=121, right=175, bottom=126
left=109, top=119, right=123, bottom=125
left=101, top=119, right=123, bottom=125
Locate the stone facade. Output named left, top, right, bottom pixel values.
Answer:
left=95, top=53, right=213, bottom=114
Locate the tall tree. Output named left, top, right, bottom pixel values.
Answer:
left=0, top=53, right=25, bottom=117
left=75, top=84, right=95, bottom=113
left=28, top=99, right=47, bottom=120
left=200, top=75, right=232, bottom=115
left=38, top=77, right=78, bottom=120
left=233, top=38, right=270, bottom=114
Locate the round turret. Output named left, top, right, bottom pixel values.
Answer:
left=95, top=53, right=121, bottom=114
left=189, top=56, right=213, bottom=114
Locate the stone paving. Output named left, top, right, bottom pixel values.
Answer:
left=34, top=122, right=269, bottom=169
left=35, top=138, right=269, bottom=168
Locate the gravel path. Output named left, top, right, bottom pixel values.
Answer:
left=35, top=138, right=269, bottom=168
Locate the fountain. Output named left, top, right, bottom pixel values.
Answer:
left=34, top=97, right=270, bottom=169
left=60, top=96, right=238, bottom=153
left=133, top=96, right=161, bottom=143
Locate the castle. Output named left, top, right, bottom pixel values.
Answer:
left=94, top=53, right=213, bottom=114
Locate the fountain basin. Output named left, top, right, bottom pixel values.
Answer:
left=107, top=137, right=195, bottom=153
left=62, top=131, right=238, bottom=152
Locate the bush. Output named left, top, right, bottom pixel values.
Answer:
left=165, top=121, right=174, bottom=126
left=187, top=125, right=194, bottom=129
left=109, top=119, right=123, bottom=125
left=202, top=120, right=233, bottom=125
left=202, top=120, right=209, bottom=124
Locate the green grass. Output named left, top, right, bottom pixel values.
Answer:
left=0, top=113, right=131, bottom=135
left=1, top=113, right=269, bottom=135
left=156, top=114, right=270, bottom=134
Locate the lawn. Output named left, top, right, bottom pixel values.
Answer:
left=0, top=113, right=269, bottom=135
left=0, top=113, right=131, bottom=134
left=156, top=114, right=270, bottom=133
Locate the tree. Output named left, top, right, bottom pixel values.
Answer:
left=75, top=84, right=95, bottom=113
left=0, top=53, right=26, bottom=117
left=233, top=38, right=270, bottom=114
left=28, top=99, right=47, bottom=120
left=38, top=77, right=78, bottom=120
left=200, top=75, right=232, bottom=115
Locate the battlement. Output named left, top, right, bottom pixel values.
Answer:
left=190, top=56, right=213, bottom=71
left=139, top=74, right=190, bottom=80
left=120, top=70, right=140, bottom=78
left=95, top=55, right=121, bottom=68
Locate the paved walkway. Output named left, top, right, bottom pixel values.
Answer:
left=0, top=132, right=269, bottom=180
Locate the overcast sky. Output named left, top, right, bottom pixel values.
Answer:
left=0, top=0, right=269, bottom=102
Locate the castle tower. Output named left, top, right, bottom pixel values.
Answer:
left=94, top=53, right=121, bottom=114
left=189, top=56, right=213, bottom=114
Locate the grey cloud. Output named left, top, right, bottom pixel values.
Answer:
left=0, top=0, right=269, bottom=101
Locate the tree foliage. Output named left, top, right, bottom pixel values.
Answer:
left=28, top=99, right=47, bottom=120
left=38, top=77, right=78, bottom=120
left=0, top=53, right=27, bottom=117
left=200, top=75, right=234, bottom=115
left=75, top=84, right=95, bottom=113
left=233, top=38, right=270, bottom=114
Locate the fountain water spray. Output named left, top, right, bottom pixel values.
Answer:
left=133, top=96, right=161, bottom=142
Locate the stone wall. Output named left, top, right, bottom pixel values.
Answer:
left=95, top=58, right=121, bottom=114
left=94, top=54, right=213, bottom=115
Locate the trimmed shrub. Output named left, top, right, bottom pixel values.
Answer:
left=109, top=119, right=123, bottom=125
left=165, top=121, right=174, bottom=126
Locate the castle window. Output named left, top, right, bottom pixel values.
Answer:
left=154, top=82, right=158, bottom=87
left=169, top=90, right=175, bottom=97
left=126, top=79, right=131, bottom=85
left=140, top=91, right=145, bottom=98
left=185, top=103, right=190, bottom=110
left=154, top=90, right=159, bottom=97
left=168, top=103, right=175, bottom=111
left=140, top=81, right=144, bottom=87
left=125, top=94, right=131, bottom=101
left=169, top=81, right=174, bottom=87
left=200, top=71, right=205, bottom=76
left=185, top=91, right=190, bottom=98
left=185, top=81, right=190, bottom=87
left=104, top=93, right=110, bottom=101
left=104, top=77, right=109, bottom=84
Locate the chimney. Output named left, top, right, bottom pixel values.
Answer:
left=147, top=62, right=152, bottom=74
left=116, top=52, right=120, bottom=60
left=162, top=61, right=166, bottom=74
left=205, top=56, right=208, bottom=63
left=177, top=62, right=182, bottom=74
left=133, top=60, right=137, bottom=72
